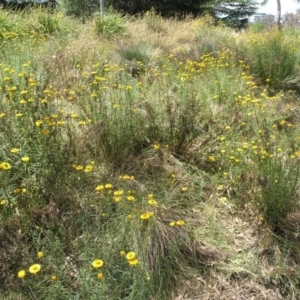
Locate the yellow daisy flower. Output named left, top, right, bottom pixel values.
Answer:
left=29, top=264, right=41, bottom=274
left=18, top=270, right=26, bottom=279
left=126, top=252, right=136, bottom=261
left=92, top=259, right=104, bottom=269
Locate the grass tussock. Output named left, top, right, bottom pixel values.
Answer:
left=1, top=7, right=300, bottom=300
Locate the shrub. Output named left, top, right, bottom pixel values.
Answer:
left=249, top=22, right=266, bottom=33
left=118, top=43, right=156, bottom=65
left=144, top=8, right=164, bottom=33
left=254, top=155, right=300, bottom=226
left=93, top=8, right=127, bottom=37
left=238, top=30, right=297, bottom=88
left=59, top=0, right=97, bottom=20
left=30, top=9, right=65, bottom=35
left=0, top=8, right=19, bottom=35
left=192, top=17, right=236, bottom=57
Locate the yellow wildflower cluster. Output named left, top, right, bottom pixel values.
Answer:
left=125, top=252, right=139, bottom=266
left=72, top=162, right=94, bottom=173
left=18, top=263, right=41, bottom=279
left=169, top=220, right=185, bottom=227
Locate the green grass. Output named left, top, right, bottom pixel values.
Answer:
left=1, top=8, right=300, bottom=300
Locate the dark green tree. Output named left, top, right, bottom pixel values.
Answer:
left=0, top=0, right=58, bottom=9
left=107, top=0, right=213, bottom=16
left=210, top=0, right=258, bottom=29
left=60, top=0, right=98, bottom=21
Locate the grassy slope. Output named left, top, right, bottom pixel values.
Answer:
left=1, top=9, right=300, bottom=300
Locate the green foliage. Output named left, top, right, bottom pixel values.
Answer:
left=0, top=8, right=19, bottom=34
left=30, top=9, right=65, bottom=35
left=144, top=7, right=164, bottom=32
left=192, top=16, right=236, bottom=56
left=249, top=22, right=267, bottom=32
left=93, top=8, right=127, bottom=37
left=59, top=0, right=98, bottom=19
left=239, top=30, right=297, bottom=87
left=255, top=155, right=300, bottom=226
left=107, top=0, right=212, bottom=16
left=118, top=43, right=156, bottom=65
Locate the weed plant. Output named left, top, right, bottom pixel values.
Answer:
left=238, top=29, right=298, bottom=88
left=255, top=153, right=300, bottom=226
left=93, top=8, right=127, bottom=37
left=30, top=9, right=65, bottom=35
left=144, top=8, right=164, bottom=33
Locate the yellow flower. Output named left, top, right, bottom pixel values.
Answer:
left=41, top=129, right=49, bottom=135
left=37, top=251, right=44, bottom=258
left=148, top=199, right=157, bottom=205
left=11, top=148, right=19, bottom=154
left=120, top=251, right=126, bottom=256
left=154, top=143, right=160, bottom=150
left=169, top=222, right=175, bottom=227
left=18, top=270, right=26, bottom=279
left=0, top=162, right=11, bottom=170
left=35, top=120, right=43, bottom=127
left=21, top=157, right=30, bottom=163
left=126, top=252, right=136, bottom=261
left=126, top=196, right=135, bottom=201
left=219, top=197, right=227, bottom=202
left=84, top=165, right=93, bottom=173
left=105, top=183, right=113, bottom=189
left=0, top=199, right=8, bottom=206
left=14, top=188, right=21, bottom=194
left=75, top=165, right=83, bottom=171
left=208, top=156, right=216, bottom=162
left=121, top=174, right=133, bottom=180
left=148, top=194, right=154, bottom=199
left=97, top=273, right=103, bottom=280
left=92, top=259, right=104, bottom=268
left=128, top=258, right=138, bottom=266
left=95, top=185, right=104, bottom=191
left=114, top=196, right=122, bottom=202
left=114, top=190, right=124, bottom=196
left=29, top=264, right=41, bottom=274
left=176, top=220, right=185, bottom=226
left=51, top=275, right=57, bottom=281
left=140, top=213, right=150, bottom=220
left=181, top=187, right=188, bottom=192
